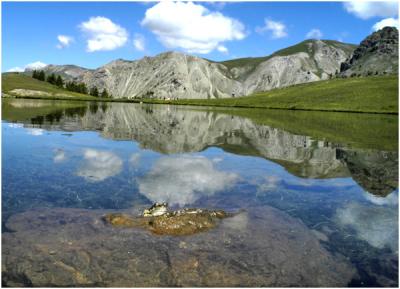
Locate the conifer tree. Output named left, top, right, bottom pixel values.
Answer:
left=55, top=75, right=64, bottom=88
left=46, top=73, right=56, bottom=84
left=38, top=70, right=46, bottom=81
left=90, top=86, right=99, bottom=97
left=101, top=88, right=109, bottom=98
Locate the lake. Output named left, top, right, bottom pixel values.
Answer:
left=2, top=98, right=398, bottom=287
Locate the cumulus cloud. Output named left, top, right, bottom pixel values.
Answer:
left=336, top=202, right=398, bottom=251
left=133, top=33, right=145, bottom=51
left=8, top=61, right=48, bottom=72
left=25, top=61, right=48, bottom=70
left=141, top=1, right=245, bottom=54
left=79, top=16, right=128, bottom=52
left=344, top=1, right=398, bottom=19
left=306, top=28, right=323, bottom=39
left=217, top=45, right=228, bottom=53
left=56, top=35, right=74, bottom=49
left=7, top=67, right=24, bottom=72
left=137, top=155, right=238, bottom=206
left=256, top=19, right=288, bottom=39
left=77, top=149, right=123, bottom=181
left=372, top=17, right=399, bottom=31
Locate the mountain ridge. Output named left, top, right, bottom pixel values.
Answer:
left=21, top=27, right=397, bottom=99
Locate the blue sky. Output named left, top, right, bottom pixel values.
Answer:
left=3, top=1, right=399, bottom=71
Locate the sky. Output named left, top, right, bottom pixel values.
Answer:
left=2, top=1, right=399, bottom=71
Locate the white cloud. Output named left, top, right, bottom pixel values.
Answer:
left=306, top=28, right=323, bottom=39
left=133, top=33, right=145, bottom=51
left=77, top=149, right=123, bottom=181
left=141, top=1, right=245, bottom=54
left=217, top=45, right=228, bottom=53
left=79, top=16, right=128, bottom=52
left=256, top=19, right=288, bottom=39
left=56, top=35, right=74, bottom=49
left=344, top=1, right=398, bottom=19
left=11, top=61, right=48, bottom=72
left=372, top=17, right=399, bottom=31
left=7, top=67, right=24, bottom=72
left=25, top=61, right=47, bottom=70
left=137, top=155, right=238, bottom=206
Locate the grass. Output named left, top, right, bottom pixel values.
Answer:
left=211, top=107, right=398, bottom=151
left=2, top=73, right=97, bottom=99
left=161, top=76, right=398, bottom=114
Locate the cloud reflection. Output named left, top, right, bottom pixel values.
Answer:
left=129, top=153, right=141, bottom=168
left=363, top=190, right=398, bottom=206
left=137, top=155, right=238, bottom=206
left=77, top=149, right=123, bottom=182
left=26, top=128, right=44, bottom=136
left=53, top=149, right=66, bottom=163
left=336, top=202, right=398, bottom=251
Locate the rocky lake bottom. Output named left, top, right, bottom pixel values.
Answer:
left=2, top=99, right=399, bottom=287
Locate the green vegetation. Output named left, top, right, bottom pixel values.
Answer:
left=163, top=76, right=398, bottom=114
left=90, top=86, right=99, bottom=97
left=2, top=98, right=88, bottom=122
left=220, top=40, right=357, bottom=71
left=2, top=73, right=97, bottom=100
left=211, top=107, right=398, bottom=151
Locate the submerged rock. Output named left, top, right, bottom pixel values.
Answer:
left=2, top=206, right=355, bottom=287
left=103, top=206, right=231, bottom=236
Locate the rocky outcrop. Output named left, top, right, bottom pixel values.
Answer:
left=340, top=27, right=398, bottom=76
left=80, top=52, right=243, bottom=99
left=337, top=149, right=398, bottom=197
left=33, top=39, right=355, bottom=99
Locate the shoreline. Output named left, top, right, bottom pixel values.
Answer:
left=2, top=94, right=398, bottom=115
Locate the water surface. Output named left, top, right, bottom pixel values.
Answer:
left=2, top=98, right=398, bottom=287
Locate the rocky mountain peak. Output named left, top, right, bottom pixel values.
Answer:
left=340, top=26, right=398, bottom=75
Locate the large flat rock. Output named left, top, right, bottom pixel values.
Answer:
left=2, top=206, right=355, bottom=287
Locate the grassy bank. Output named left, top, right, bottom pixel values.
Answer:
left=167, top=76, right=398, bottom=114
left=2, top=73, right=398, bottom=114
left=2, top=73, right=97, bottom=100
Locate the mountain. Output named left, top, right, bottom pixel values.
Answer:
left=340, top=27, right=398, bottom=76
left=4, top=100, right=396, bottom=196
left=32, top=39, right=356, bottom=99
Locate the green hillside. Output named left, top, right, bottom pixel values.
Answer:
left=163, top=76, right=398, bottom=114
left=219, top=40, right=357, bottom=71
left=2, top=73, right=96, bottom=100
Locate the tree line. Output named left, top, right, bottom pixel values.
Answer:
left=31, top=70, right=111, bottom=98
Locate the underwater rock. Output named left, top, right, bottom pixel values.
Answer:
left=2, top=206, right=355, bottom=287
left=103, top=207, right=230, bottom=236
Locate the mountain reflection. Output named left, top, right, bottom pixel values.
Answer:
left=3, top=99, right=398, bottom=196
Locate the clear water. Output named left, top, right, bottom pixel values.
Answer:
left=2, top=99, right=398, bottom=287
